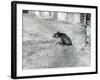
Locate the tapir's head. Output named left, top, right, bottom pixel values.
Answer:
left=53, top=31, right=60, bottom=38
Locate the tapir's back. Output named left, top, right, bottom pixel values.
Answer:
left=59, top=33, right=72, bottom=46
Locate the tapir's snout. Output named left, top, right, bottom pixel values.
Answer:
left=53, top=34, right=58, bottom=38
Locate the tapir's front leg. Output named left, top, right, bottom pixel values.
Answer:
left=56, top=42, right=63, bottom=45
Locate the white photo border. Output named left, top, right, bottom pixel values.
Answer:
left=11, top=1, right=98, bottom=79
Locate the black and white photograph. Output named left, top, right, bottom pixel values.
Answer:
left=11, top=1, right=97, bottom=79
left=22, top=10, right=91, bottom=69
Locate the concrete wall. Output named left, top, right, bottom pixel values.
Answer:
left=58, top=12, right=80, bottom=24
left=74, top=13, right=80, bottom=24
left=58, top=12, right=67, bottom=21
left=35, top=11, right=40, bottom=16
left=28, top=10, right=81, bottom=24
left=67, top=12, right=80, bottom=24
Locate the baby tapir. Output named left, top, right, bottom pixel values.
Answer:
left=53, top=31, right=72, bottom=46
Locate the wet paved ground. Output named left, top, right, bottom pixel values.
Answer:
left=22, top=14, right=91, bottom=69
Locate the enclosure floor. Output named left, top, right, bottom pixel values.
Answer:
left=22, top=14, right=91, bottom=69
